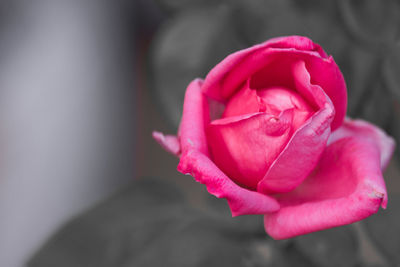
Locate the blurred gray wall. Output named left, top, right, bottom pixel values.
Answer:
left=0, top=1, right=135, bottom=266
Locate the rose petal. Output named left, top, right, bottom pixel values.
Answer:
left=178, top=150, right=280, bottom=216
left=261, top=36, right=328, bottom=58
left=256, top=85, right=315, bottom=131
left=222, top=82, right=261, bottom=118
left=202, top=35, right=346, bottom=130
left=207, top=110, right=293, bottom=190
left=178, top=79, right=210, bottom=156
left=305, top=55, right=347, bottom=130
left=177, top=79, right=280, bottom=215
left=328, top=118, right=395, bottom=170
left=152, top=131, right=181, bottom=156
left=264, top=135, right=389, bottom=239
left=257, top=103, right=334, bottom=194
left=292, top=60, right=328, bottom=109
left=257, top=61, right=335, bottom=194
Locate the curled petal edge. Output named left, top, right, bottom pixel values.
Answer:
left=177, top=78, right=280, bottom=215
left=178, top=150, right=280, bottom=216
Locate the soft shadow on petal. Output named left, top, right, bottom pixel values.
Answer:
left=177, top=79, right=280, bottom=215
left=264, top=135, right=389, bottom=240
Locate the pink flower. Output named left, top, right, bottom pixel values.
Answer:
left=153, top=36, right=395, bottom=239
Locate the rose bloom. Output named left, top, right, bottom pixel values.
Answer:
left=153, top=36, right=395, bottom=239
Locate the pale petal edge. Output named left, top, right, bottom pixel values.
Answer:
left=152, top=131, right=181, bottom=156
left=329, top=118, right=396, bottom=170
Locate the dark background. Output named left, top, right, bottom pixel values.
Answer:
left=0, top=0, right=399, bottom=266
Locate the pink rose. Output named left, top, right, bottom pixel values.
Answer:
left=153, top=36, right=395, bottom=239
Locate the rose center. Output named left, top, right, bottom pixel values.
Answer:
left=222, top=84, right=314, bottom=130
left=207, top=83, right=316, bottom=190
left=257, top=86, right=314, bottom=130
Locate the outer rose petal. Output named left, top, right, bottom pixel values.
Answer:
left=179, top=150, right=280, bottom=216
left=202, top=35, right=346, bottom=130
left=264, top=123, right=394, bottom=239
left=177, top=79, right=210, bottom=155
left=328, top=118, right=395, bottom=170
left=260, top=36, right=328, bottom=58
left=177, top=79, right=280, bottom=215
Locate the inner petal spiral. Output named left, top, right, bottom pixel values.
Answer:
left=257, top=86, right=314, bottom=130
left=207, top=82, right=316, bottom=190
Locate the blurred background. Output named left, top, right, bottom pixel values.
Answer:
left=0, top=0, right=399, bottom=266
